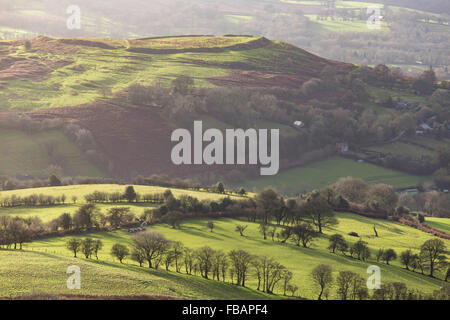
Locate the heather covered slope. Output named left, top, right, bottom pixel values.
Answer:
left=0, top=35, right=350, bottom=180
left=0, top=35, right=447, bottom=189
left=1, top=0, right=448, bottom=79
left=0, top=35, right=347, bottom=111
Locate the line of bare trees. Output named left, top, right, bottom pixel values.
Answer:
left=0, top=204, right=141, bottom=248
left=103, top=230, right=297, bottom=296
left=311, top=263, right=450, bottom=300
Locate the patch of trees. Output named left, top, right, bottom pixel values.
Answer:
left=125, top=80, right=424, bottom=168
left=0, top=215, right=44, bottom=249
left=355, top=152, right=439, bottom=176
left=311, top=263, right=450, bottom=300
left=0, top=112, right=112, bottom=177
left=66, top=237, right=103, bottom=259
left=84, top=188, right=165, bottom=204
left=0, top=203, right=141, bottom=244
left=144, top=191, right=245, bottom=227
left=49, top=204, right=138, bottom=232
left=331, top=177, right=398, bottom=215
left=371, top=282, right=449, bottom=300
left=124, top=70, right=448, bottom=184
left=0, top=175, right=120, bottom=192
left=398, top=190, right=450, bottom=219
left=0, top=193, right=68, bottom=207
left=134, top=175, right=247, bottom=197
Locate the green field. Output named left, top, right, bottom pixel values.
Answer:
left=0, top=184, right=244, bottom=222
left=366, top=141, right=432, bottom=159
left=0, top=184, right=243, bottom=201
left=0, top=250, right=270, bottom=299
left=280, top=0, right=382, bottom=8
left=305, top=14, right=390, bottom=33
left=225, top=15, right=254, bottom=25
left=0, top=35, right=310, bottom=111
left=426, top=217, right=450, bottom=234
left=1, top=184, right=448, bottom=299
left=0, top=128, right=104, bottom=177
left=21, top=214, right=449, bottom=299
left=241, top=157, right=428, bottom=194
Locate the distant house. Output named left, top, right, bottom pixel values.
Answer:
left=336, top=142, right=349, bottom=153
left=13, top=175, right=34, bottom=181
left=293, top=120, right=305, bottom=128
left=396, top=101, right=408, bottom=108
left=419, top=123, right=432, bottom=131
left=403, top=188, right=419, bottom=196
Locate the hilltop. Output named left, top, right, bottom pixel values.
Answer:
left=1, top=0, right=449, bottom=79
left=0, top=35, right=448, bottom=192
left=0, top=35, right=347, bottom=111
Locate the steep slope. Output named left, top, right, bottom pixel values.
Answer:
left=0, top=35, right=447, bottom=188
left=0, top=35, right=348, bottom=111
left=0, top=35, right=350, bottom=179
left=0, top=250, right=271, bottom=299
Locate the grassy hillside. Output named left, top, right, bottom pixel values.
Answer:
left=23, top=214, right=449, bottom=299
left=0, top=35, right=323, bottom=111
left=425, top=217, right=450, bottom=234
left=0, top=34, right=445, bottom=185
left=240, top=156, right=428, bottom=194
left=365, top=141, right=432, bottom=159
left=1, top=0, right=448, bottom=79
left=0, top=184, right=244, bottom=200
left=0, top=250, right=270, bottom=299
left=0, top=128, right=103, bottom=177
left=0, top=184, right=246, bottom=222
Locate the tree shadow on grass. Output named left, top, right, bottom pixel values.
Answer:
left=175, top=225, right=233, bottom=241
left=91, top=259, right=271, bottom=299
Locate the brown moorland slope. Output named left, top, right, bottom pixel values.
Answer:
left=0, top=35, right=353, bottom=179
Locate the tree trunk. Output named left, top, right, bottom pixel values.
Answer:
left=318, top=287, right=324, bottom=300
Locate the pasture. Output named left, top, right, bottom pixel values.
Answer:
left=0, top=128, right=104, bottom=178
left=425, top=217, right=450, bottom=234
left=365, top=142, right=432, bottom=159
left=0, top=184, right=244, bottom=222
left=240, top=156, right=427, bottom=194
left=24, top=213, right=450, bottom=299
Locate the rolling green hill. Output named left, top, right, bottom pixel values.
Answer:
left=0, top=250, right=270, bottom=299
left=1, top=0, right=448, bottom=79
left=0, top=184, right=244, bottom=222
left=0, top=35, right=329, bottom=111
left=21, top=214, right=449, bottom=299
left=240, top=156, right=429, bottom=194
left=0, top=34, right=445, bottom=187
left=0, top=128, right=104, bottom=178
left=0, top=184, right=448, bottom=299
